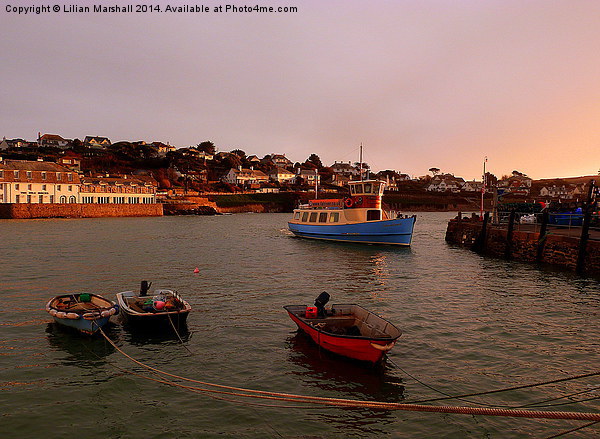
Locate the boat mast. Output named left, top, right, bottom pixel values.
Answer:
left=480, top=156, right=487, bottom=218
left=315, top=168, right=318, bottom=199
left=359, top=143, right=363, bottom=181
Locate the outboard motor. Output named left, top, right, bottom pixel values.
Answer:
left=140, top=280, right=152, bottom=297
left=314, top=291, right=330, bottom=317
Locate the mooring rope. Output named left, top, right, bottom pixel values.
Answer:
left=97, top=328, right=600, bottom=421
left=388, top=356, right=600, bottom=409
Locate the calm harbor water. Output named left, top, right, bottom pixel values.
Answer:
left=1, top=212, right=598, bottom=438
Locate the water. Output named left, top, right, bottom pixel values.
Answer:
left=1, top=212, right=598, bottom=438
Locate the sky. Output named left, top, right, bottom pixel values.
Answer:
left=1, top=0, right=599, bottom=180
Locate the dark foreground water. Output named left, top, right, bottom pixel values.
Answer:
left=1, top=212, right=598, bottom=438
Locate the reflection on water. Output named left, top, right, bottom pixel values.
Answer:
left=119, top=322, right=192, bottom=346
left=45, top=322, right=115, bottom=367
left=286, top=333, right=405, bottom=402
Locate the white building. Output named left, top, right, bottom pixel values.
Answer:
left=0, top=158, right=80, bottom=203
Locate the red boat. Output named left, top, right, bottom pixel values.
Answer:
left=284, top=294, right=401, bottom=364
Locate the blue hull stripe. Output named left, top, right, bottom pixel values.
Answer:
left=288, top=217, right=415, bottom=245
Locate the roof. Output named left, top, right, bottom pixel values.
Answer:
left=80, top=176, right=156, bottom=187
left=40, top=134, right=65, bottom=141
left=0, top=159, right=74, bottom=172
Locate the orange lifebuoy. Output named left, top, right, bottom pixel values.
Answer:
left=344, top=198, right=354, bottom=208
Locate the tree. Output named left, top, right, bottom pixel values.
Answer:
left=197, top=141, right=216, bottom=155
left=231, top=149, right=246, bottom=159
left=307, top=154, right=323, bottom=169
left=429, top=167, right=440, bottom=176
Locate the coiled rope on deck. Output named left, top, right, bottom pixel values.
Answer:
left=98, top=328, right=600, bottom=422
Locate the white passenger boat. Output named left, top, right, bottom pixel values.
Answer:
left=288, top=180, right=416, bottom=246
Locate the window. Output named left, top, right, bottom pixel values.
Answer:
left=68, top=173, right=73, bottom=181
left=367, top=210, right=381, bottom=221
left=38, top=195, right=43, bottom=203
left=301, top=212, right=309, bottom=222
left=329, top=212, right=340, bottom=223
left=68, top=185, right=72, bottom=192
left=27, top=184, right=32, bottom=190
left=14, top=170, right=19, bottom=178
left=42, top=184, right=46, bottom=191
left=364, top=183, right=372, bottom=194
left=69, top=196, right=76, bottom=203
left=293, top=212, right=300, bottom=220
left=318, top=212, right=328, bottom=223
left=56, top=173, right=62, bottom=181
left=350, top=185, right=355, bottom=195
left=309, top=212, right=318, bottom=222
left=0, top=170, right=3, bottom=178
left=60, top=196, right=67, bottom=203
left=27, top=195, right=32, bottom=203
left=15, top=195, right=20, bottom=203
left=57, top=184, right=61, bottom=191
left=27, top=171, right=32, bottom=179
left=49, top=195, right=54, bottom=203
left=15, top=184, right=20, bottom=190
left=354, top=184, right=363, bottom=194
left=42, top=172, right=47, bottom=180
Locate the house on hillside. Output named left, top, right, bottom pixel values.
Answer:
left=39, top=133, right=70, bottom=148
left=426, top=174, right=464, bottom=193
left=57, top=153, right=82, bottom=171
left=84, top=136, right=111, bottom=148
left=499, top=175, right=533, bottom=196
left=152, top=142, right=177, bottom=156
left=331, top=161, right=360, bottom=178
left=539, top=184, right=586, bottom=200
left=269, top=154, right=293, bottom=168
left=462, top=180, right=484, bottom=193
left=222, top=167, right=269, bottom=187
left=268, top=167, right=296, bottom=184
left=297, top=169, right=320, bottom=186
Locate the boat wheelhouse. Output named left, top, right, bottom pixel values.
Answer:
left=288, top=180, right=416, bottom=246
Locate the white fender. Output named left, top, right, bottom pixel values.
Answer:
left=49, top=309, right=57, bottom=317
left=66, top=312, right=80, bottom=320
left=56, top=311, right=67, bottom=319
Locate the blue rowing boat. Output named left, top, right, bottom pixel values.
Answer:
left=288, top=180, right=416, bottom=246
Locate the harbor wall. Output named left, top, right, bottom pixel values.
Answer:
left=0, top=203, right=163, bottom=219
left=445, top=218, right=600, bottom=276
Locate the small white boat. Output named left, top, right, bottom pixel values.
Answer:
left=46, top=293, right=118, bottom=335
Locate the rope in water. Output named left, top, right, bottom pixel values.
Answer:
left=98, top=328, right=600, bottom=421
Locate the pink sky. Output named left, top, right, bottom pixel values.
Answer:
left=1, top=0, right=599, bottom=180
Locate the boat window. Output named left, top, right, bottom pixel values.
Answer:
left=318, top=212, right=328, bottom=222
left=367, top=210, right=381, bottom=221
left=364, top=183, right=372, bottom=194
left=329, top=212, right=340, bottom=223
left=354, top=184, right=363, bottom=194
left=309, top=212, right=318, bottom=222
left=350, top=185, right=356, bottom=195
left=294, top=212, right=300, bottom=220
left=301, top=212, right=309, bottom=222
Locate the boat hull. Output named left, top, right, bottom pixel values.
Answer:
left=284, top=304, right=400, bottom=363
left=46, top=293, right=118, bottom=335
left=288, top=216, right=416, bottom=245
left=51, top=315, right=112, bottom=335
left=116, top=291, right=191, bottom=328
